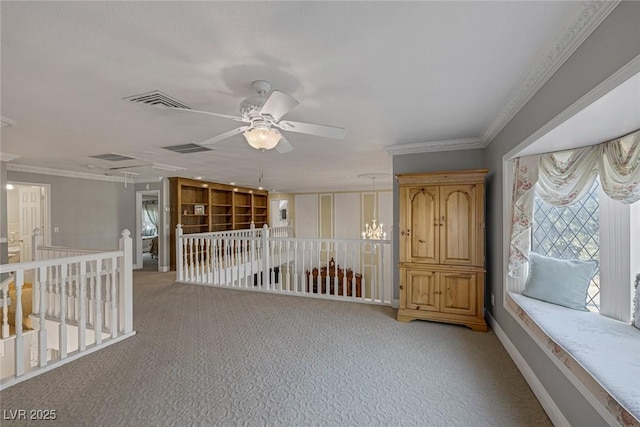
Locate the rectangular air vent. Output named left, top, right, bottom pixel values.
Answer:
left=162, top=143, right=212, bottom=154
left=90, top=153, right=137, bottom=161
left=124, top=91, right=191, bottom=110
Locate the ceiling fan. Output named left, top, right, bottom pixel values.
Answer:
left=172, top=80, right=346, bottom=153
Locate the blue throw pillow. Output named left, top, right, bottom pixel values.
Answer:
left=522, top=252, right=597, bottom=311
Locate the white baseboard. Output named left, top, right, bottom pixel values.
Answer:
left=158, top=266, right=170, bottom=273
left=487, top=313, right=570, bottom=427
left=391, top=299, right=399, bottom=308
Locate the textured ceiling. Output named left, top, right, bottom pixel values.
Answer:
left=0, top=1, right=605, bottom=192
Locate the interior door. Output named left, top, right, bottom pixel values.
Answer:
left=439, top=185, right=476, bottom=266
left=19, top=186, right=42, bottom=262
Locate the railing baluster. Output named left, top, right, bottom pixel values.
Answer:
left=301, top=241, right=306, bottom=294
left=47, top=265, right=53, bottom=317
left=110, top=256, right=118, bottom=339
left=352, top=245, right=357, bottom=299
left=78, top=261, right=87, bottom=351
left=234, top=237, right=240, bottom=287
left=59, top=263, right=68, bottom=359
left=95, top=258, right=103, bottom=346
left=293, top=240, right=298, bottom=292
left=38, top=265, right=47, bottom=367
left=88, top=260, right=95, bottom=327
left=242, top=238, right=248, bottom=288
left=54, top=265, right=61, bottom=318
left=341, top=241, right=347, bottom=298
left=2, top=286, right=8, bottom=339
left=71, top=262, right=76, bottom=319
left=14, top=270, right=25, bottom=376
left=195, top=237, right=202, bottom=283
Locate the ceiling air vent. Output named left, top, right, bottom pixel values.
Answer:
left=90, top=153, right=137, bottom=161
left=124, top=91, right=190, bottom=110
left=162, top=143, right=212, bottom=154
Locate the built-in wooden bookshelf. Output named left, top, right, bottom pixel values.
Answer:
left=253, top=193, right=268, bottom=229
left=169, top=177, right=269, bottom=270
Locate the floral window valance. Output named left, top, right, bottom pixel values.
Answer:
left=508, top=129, right=640, bottom=277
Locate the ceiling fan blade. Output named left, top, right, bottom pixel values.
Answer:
left=259, top=90, right=299, bottom=121
left=275, top=134, right=294, bottom=154
left=277, top=120, right=346, bottom=139
left=198, top=126, right=249, bottom=146
left=172, top=107, right=246, bottom=122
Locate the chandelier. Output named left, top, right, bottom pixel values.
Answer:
left=361, top=174, right=387, bottom=240
left=363, top=218, right=386, bottom=240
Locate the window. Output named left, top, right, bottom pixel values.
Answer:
left=532, top=179, right=600, bottom=311
left=529, top=176, right=639, bottom=320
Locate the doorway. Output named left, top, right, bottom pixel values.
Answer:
left=136, top=190, right=160, bottom=271
left=6, top=182, right=51, bottom=263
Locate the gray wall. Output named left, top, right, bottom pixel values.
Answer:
left=482, top=2, right=640, bottom=426
left=6, top=188, right=19, bottom=222
left=391, top=149, right=484, bottom=298
left=0, top=162, right=8, bottom=264
left=7, top=171, right=137, bottom=264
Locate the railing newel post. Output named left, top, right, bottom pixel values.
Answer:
left=32, top=227, right=44, bottom=262
left=118, top=229, right=133, bottom=334
left=176, top=224, right=183, bottom=282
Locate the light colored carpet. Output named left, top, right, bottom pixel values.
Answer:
left=141, top=252, right=159, bottom=272
left=0, top=270, right=551, bottom=426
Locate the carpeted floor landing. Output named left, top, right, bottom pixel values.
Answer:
left=0, top=270, right=551, bottom=426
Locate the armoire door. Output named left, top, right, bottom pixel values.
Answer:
left=402, top=186, right=439, bottom=264
left=440, top=272, right=477, bottom=316
left=403, top=269, right=439, bottom=311
left=439, top=184, right=476, bottom=266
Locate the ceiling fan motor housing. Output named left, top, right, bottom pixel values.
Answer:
left=239, top=96, right=267, bottom=117
left=239, top=80, right=273, bottom=117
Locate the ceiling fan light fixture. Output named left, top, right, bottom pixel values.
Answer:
left=243, top=127, right=281, bottom=150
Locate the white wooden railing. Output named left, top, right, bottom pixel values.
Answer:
left=0, top=230, right=135, bottom=389
left=176, top=224, right=392, bottom=305
left=32, top=228, right=105, bottom=261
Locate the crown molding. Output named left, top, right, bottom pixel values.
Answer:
left=7, top=163, right=126, bottom=183
left=384, top=138, right=483, bottom=156
left=482, top=1, right=620, bottom=145
left=0, top=152, right=21, bottom=162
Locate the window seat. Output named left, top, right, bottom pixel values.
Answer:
left=507, top=292, right=640, bottom=427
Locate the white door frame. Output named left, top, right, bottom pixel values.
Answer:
left=136, top=190, right=160, bottom=270
left=8, top=181, right=52, bottom=246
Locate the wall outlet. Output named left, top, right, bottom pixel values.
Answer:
left=53, top=227, right=60, bottom=233
left=491, top=293, right=495, bottom=306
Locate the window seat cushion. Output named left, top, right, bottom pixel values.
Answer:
left=508, top=292, right=640, bottom=426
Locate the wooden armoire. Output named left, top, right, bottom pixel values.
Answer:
left=396, top=169, right=488, bottom=332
